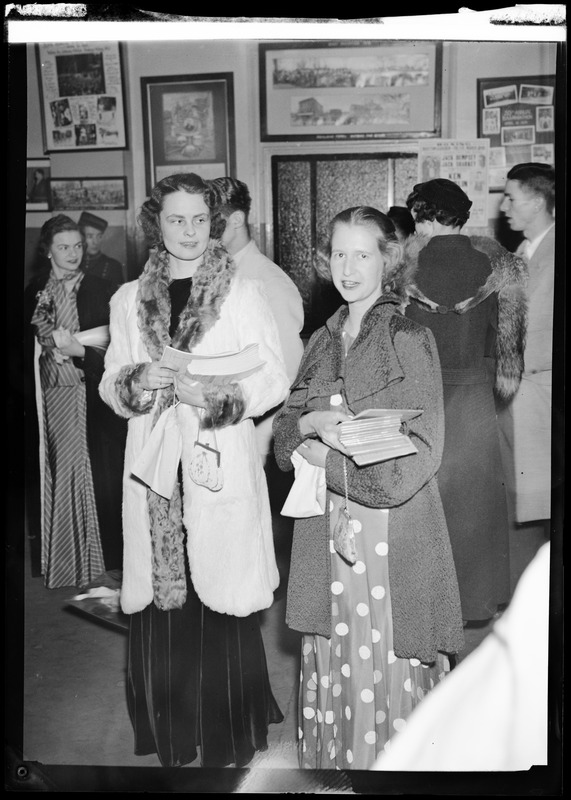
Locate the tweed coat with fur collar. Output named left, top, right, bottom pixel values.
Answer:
left=99, top=242, right=290, bottom=616
left=273, top=296, right=465, bottom=662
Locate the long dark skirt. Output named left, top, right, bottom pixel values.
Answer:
left=438, top=380, right=511, bottom=620
left=127, top=566, right=283, bottom=768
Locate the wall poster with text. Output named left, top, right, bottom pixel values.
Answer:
left=477, top=74, right=555, bottom=190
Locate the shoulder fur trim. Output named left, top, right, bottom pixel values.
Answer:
left=402, top=234, right=528, bottom=401
left=137, top=240, right=236, bottom=361
left=136, top=240, right=237, bottom=421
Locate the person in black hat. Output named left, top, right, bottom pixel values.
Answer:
left=387, top=205, right=415, bottom=242
left=402, top=178, right=527, bottom=629
left=78, top=211, right=124, bottom=289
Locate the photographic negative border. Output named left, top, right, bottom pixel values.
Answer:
left=48, top=176, right=128, bottom=211
left=26, top=158, right=52, bottom=211
left=477, top=74, right=556, bottom=191
left=36, top=41, right=128, bottom=153
left=141, top=72, right=236, bottom=196
left=259, top=40, right=442, bottom=142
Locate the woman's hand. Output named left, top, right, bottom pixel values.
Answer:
left=299, top=409, right=352, bottom=455
left=139, top=362, right=178, bottom=391
left=296, top=439, right=330, bottom=468
left=174, top=373, right=206, bottom=408
left=52, top=327, right=85, bottom=359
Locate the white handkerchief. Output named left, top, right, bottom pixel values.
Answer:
left=131, top=406, right=182, bottom=499
left=281, top=449, right=326, bottom=518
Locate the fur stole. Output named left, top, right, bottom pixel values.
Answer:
left=135, top=240, right=244, bottom=611
left=401, top=234, right=528, bottom=401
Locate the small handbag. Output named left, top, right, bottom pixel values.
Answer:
left=333, top=457, right=358, bottom=565
left=188, top=409, right=224, bottom=492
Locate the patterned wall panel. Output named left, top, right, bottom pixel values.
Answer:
left=275, top=159, right=312, bottom=309
left=315, top=158, right=390, bottom=252
left=273, top=153, right=417, bottom=334
left=393, top=155, right=419, bottom=206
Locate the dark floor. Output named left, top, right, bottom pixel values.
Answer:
left=10, top=457, right=549, bottom=792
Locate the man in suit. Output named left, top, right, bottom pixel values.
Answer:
left=498, top=162, right=555, bottom=540
left=78, top=211, right=124, bottom=289
left=210, top=177, right=305, bottom=465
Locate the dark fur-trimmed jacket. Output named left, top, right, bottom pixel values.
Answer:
left=99, top=242, right=290, bottom=617
left=273, top=296, right=465, bottom=662
left=399, top=234, right=528, bottom=401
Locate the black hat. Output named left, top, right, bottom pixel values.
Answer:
left=412, top=178, right=473, bottom=216
left=78, top=211, right=108, bottom=232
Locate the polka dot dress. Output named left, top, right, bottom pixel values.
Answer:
left=297, top=397, right=450, bottom=770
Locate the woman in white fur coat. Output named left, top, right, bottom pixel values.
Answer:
left=99, top=172, right=290, bottom=768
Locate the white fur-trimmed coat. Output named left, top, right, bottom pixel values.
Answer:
left=99, top=272, right=290, bottom=617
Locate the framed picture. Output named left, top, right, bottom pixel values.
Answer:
left=141, top=73, right=236, bottom=195
left=36, top=41, right=128, bottom=152
left=48, top=177, right=128, bottom=211
left=259, top=40, right=442, bottom=143
left=477, top=74, right=556, bottom=190
left=26, top=158, right=51, bottom=211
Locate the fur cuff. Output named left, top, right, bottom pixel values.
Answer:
left=202, top=382, right=246, bottom=428
left=114, top=363, right=156, bottom=415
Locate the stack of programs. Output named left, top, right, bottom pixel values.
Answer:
left=339, top=408, right=423, bottom=466
left=160, top=342, right=265, bottom=384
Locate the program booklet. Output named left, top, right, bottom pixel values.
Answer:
left=160, top=342, right=265, bottom=384
left=339, top=408, right=423, bottom=466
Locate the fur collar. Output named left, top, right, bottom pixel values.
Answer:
left=136, top=239, right=236, bottom=362
left=401, top=233, right=528, bottom=400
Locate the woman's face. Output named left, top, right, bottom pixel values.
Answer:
left=159, top=190, right=211, bottom=265
left=48, top=230, right=84, bottom=274
left=330, top=222, right=386, bottom=310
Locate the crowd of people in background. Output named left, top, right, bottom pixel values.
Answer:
left=24, top=162, right=555, bottom=770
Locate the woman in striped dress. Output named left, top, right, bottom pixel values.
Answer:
left=25, top=214, right=126, bottom=588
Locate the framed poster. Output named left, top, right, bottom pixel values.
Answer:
left=36, top=41, right=128, bottom=152
left=141, top=73, right=236, bottom=195
left=26, top=158, right=51, bottom=211
left=49, top=177, right=128, bottom=211
left=259, top=40, right=442, bottom=143
left=477, top=74, right=555, bottom=190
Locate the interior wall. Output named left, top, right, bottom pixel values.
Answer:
left=25, top=38, right=558, bottom=287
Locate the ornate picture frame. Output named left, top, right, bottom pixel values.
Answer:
left=141, top=72, right=236, bottom=195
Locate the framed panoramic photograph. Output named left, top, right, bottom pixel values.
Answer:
left=141, top=72, right=236, bottom=195
left=48, top=176, right=128, bottom=211
left=259, top=40, right=442, bottom=143
left=477, top=74, right=556, bottom=190
left=26, top=158, right=51, bottom=211
left=36, top=41, right=128, bottom=153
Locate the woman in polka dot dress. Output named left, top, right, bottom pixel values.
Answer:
left=273, top=206, right=465, bottom=770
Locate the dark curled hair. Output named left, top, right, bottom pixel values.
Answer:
left=38, top=214, right=83, bottom=257
left=506, top=162, right=555, bottom=214
left=137, top=172, right=214, bottom=249
left=315, top=206, right=403, bottom=294
left=405, top=191, right=470, bottom=229
left=208, top=177, right=252, bottom=240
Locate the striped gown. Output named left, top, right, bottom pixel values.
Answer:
left=35, top=276, right=105, bottom=588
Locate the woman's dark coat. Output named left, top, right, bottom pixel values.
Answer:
left=273, top=296, right=465, bottom=663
